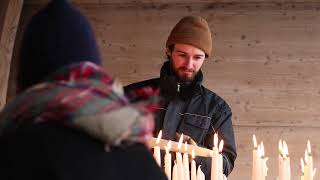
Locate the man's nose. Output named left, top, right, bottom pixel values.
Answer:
left=184, top=57, right=193, bottom=68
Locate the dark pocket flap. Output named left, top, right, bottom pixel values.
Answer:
left=183, top=114, right=211, bottom=129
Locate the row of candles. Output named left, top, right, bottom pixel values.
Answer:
left=153, top=131, right=225, bottom=180
left=151, top=131, right=317, bottom=180
left=252, top=134, right=316, bottom=180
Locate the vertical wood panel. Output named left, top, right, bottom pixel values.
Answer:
left=0, top=0, right=23, bottom=110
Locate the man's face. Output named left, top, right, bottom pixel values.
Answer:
left=168, top=43, right=206, bottom=82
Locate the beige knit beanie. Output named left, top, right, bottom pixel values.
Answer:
left=166, top=16, right=212, bottom=57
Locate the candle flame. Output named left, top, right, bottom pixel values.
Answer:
left=279, top=139, right=283, bottom=156
left=184, top=142, right=188, bottom=152
left=260, top=141, right=265, bottom=157
left=283, top=140, right=289, bottom=157
left=165, top=145, right=169, bottom=154
left=166, top=140, right=172, bottom=153
left=307, top=140, right=312, bottom=154
left=219, top=140, right=224, bottom=153
left=197, top=165, right=202, bottom=172
left=300, top=158, right=305, bottom=173
left=253, top=134, right=257, bottom=149
left=304, top=149, right=308, bottom=164
left=192, top=149, right=195, bottom=159
left=178, top=134, right=183, bottom=150
left=156, top=130, right=162, bottom=144
left=214, top=133, right=218, bottom=148
left=257, top=145, right=262, bottom=157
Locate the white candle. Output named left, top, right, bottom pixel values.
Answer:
left=260, top=142, right=268, bottom=180
left=153, top=130, right=162, bottom=166
left=304, top=149, right=311, bottom=180
left=201, top=170, right=206, bottom=180
left=177, top=134, right=185, bottom=180
left=191, top=150, right=197, bottom=180
left=211, top=133, right=219, bottom=180
left=218, top=140, right=224, bottom=180
left=279, top=140, right=291, bottom=180
left=197, top=165, right=203, bottom=180
left=307, top=140, right=315, bottom=180
left=183, top=142, right=190, bottom=180
left=164, top=141, right=172, bottom=180
left=283, top=141, right=291, bottom=180
left=256, top=145, right=262, bottom=180
left=301, top=158, right=305, bottom=180
left=252, top=134, right=260, bottom=180
left=173, top=161, right=178, bottom=180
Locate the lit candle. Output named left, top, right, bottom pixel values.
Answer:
left=176, top=134, right=185, bottom=180
left=279, top=140, right=291, bottom=180
left=278, top=140, right=284, bottom=180
left=283, top=141, right=291, bottom=180
left=164, top=141, right=172, bottom=180
left=301, top=158, right=305, bottom=180
left=252, top=134, right=260, bottom=180
left=256, top=145, right=262, bottom=180
left=173, top=161, right=178, bottom=180
left=307, top=140, right=316, bottom=180
left=211, top=133, right=219, bottom=180
left=201, top=169, right=206, bottom=180
left=191, top=150, right=197, bottom=180
left=197, top=165, right=203, bottom=180
left=260, top=142, right=268, bottom=180
left=218, top=140, right=224, bottom=180
left=307, top=141, right=313, bottom=172
left=304, top=149, right=311, bottom=180
left=153, top=130, right=162, bottom=166
left=183, top=142, right=190, bottom=180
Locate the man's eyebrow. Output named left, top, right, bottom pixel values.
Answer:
left=175, top=50, right=187, bottom=54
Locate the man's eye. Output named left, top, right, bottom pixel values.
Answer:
left=179, top=54, right=186, bottom=57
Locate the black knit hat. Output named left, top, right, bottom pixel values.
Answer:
left=18, top=0, right=101, bottom=92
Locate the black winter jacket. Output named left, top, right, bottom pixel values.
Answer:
left=125, top=61, right=237, bottom=179
left=0, top=123, right=167, bottom=180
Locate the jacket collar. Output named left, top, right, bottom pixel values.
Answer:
left=159, top=61, right=203, bottom=99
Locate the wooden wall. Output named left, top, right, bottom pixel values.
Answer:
left=6, top=1, right=320, bottom=179
left=0, top=0, right=23, bottom=110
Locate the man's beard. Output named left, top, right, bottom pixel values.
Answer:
left=172, top=66, right=197, bottom=82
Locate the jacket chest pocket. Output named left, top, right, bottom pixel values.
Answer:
left=178, top=113, right=211, bottom=145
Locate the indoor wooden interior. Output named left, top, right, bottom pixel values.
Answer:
left=1, top=0, right=319, bottom=179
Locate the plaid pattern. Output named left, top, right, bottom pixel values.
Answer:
left=0, top=62, right=159, bottom=145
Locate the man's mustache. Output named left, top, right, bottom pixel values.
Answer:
left=178, top=67, right=195, bottom=73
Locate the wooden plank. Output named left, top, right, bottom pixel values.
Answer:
left=23, top=0, right=320, bottom=5
left=24, top=0, right=99, bottom=5
left=229, top=126, right=320, bottom=180
left=226, top=91, right=320, bottom=127
left=0, top=1, right=9, bottom=37
left=0, top=0, right=23, bottom=110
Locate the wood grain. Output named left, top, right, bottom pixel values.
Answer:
left=0, top=0, right=23, bottom=110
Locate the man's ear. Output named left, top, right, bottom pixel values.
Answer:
left=166, top=48, right=172, bottom=57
